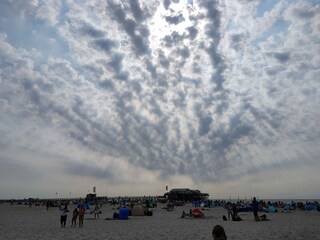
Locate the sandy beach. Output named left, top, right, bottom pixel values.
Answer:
left=0, top=202, right=319, bottom=240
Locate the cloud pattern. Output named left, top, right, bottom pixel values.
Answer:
left=0, top=0, right=319, bottom=197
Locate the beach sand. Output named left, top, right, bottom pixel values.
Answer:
left=0, top=203, right=319, bottom=240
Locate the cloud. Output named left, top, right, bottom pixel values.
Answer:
left=91, top=39, right=117, bottom=53
left=107, top=1, right=151, bottom=56
left=164, top=10, right=185, bottom=25
left=0, top=0, right=319, bottom=198
left=163, top=0, right=171, bottom=10
left=81, top=25, right=106, bottom=38
left=270, top=52, right=290, bottom=62
left=35, top=0, right=62, bottom=26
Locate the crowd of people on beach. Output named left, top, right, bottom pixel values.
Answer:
left=3, top=195, right=319, bottom=240
left=58, top=198, right=230, bottom=239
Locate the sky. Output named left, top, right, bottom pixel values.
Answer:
left=0, top=0, right=319, bottom=200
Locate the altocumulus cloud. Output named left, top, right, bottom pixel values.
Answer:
left=0, top=0, right=319, bottom=198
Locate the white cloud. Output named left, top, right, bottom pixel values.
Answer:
left=35, top=0, right=62, bottom=26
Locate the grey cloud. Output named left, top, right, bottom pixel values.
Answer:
left=83, top=64, right=104, bottom=80
left=107, top=52, right=129, bottom=81
left=264, top=66, right=283, bottom=76
left=91, top=38, right=117, bottom=53
left=146, top=59, right=158, bottom=80
left=99, top=79, right=114, bottom=90
left=209, top=113, right=253, bottom=153
left=194, top=103, right=212, bottom=136
left=158, top=50, right=170, bottom=68
left=198, top=115, right=213, bottom=136
left=293, top=8, right=316, bottom=19
left=163, top=0, right=171, bottom=10
left=200, top=0, right=227, bottom=92
left=115, top=71, right=130, bottom=81
left=177, top=46, right=190, bottom=58
left=129, top=0, right=144, bottom=22
left=156, top=74, right=169, bottom=87
left=29, top=87, right=41, bottom=105
left=163, top=31, right=185, bottom=47
left=187, top=26, right=198, bottom=40
left=81, top=25, right=105, bottom=38
left=173, top=90, right=187, bottom=108
left=215, top=100, right=229, bottom=114
left=107, top=2, right=150, bottom=56
left=164, top=11, right=185, bottom=25
left=272, top=52, right=290, bottom=62
left=229, top=33, right=246, bottom=51
left=130, top=80, right=142, bottom=94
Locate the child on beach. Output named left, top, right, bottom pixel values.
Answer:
left=59, top=202, right=69, bottom=228
left=78, top=205, right=85, bottom=227
left=71, top=208, right=78, bottom=227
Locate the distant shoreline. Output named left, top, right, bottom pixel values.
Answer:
left=1, top=196, right=319, bottom=202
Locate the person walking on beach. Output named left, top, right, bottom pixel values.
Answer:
left=93, top=204, right=100, bottom=219
left=226, top=203, right=232, bottom=220
left=78, top=205, right=85, bottom=227
left=252, top=197, right=259, bottom=221
left=59, top=201, right=69, bottom=227
left=71, top=208, right=78, bottom=227
left=212, top=225, right=227, bottom=240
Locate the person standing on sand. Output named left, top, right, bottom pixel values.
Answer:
left=252, top=197, right=259, bottom=221
left=78, top=205, right=85, bottom=227
left=93, top=204, right=100, bottom=219
left=212, top=225, right=227, bottom=240
left=71, top=208, right=78, bottom=227
left=59, top=202, right=69, bottom=227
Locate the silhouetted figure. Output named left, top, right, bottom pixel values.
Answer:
left=212, top=225, right=227, bottom=240
left=252, top=197, right=259, bottom=221
left=71, top=208, right=78, bottom=227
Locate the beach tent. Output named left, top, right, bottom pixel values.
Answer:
left=284, top=204, right=295, bottom=210
left=76, top=203, right=90, bottom=210
left=131, top=204, right=145, bottom=216
left=238, top=205, right=252, bottom=212
left=267, top=206, right=276, bottom=213
left=305, top=205, right=314, bottom=211
left=284, top=204, right=290, bottom=210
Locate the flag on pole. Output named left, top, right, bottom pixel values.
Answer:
left=166, top=186, right=168, bottom=191
left=93, top=186, right=96, bottom=193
